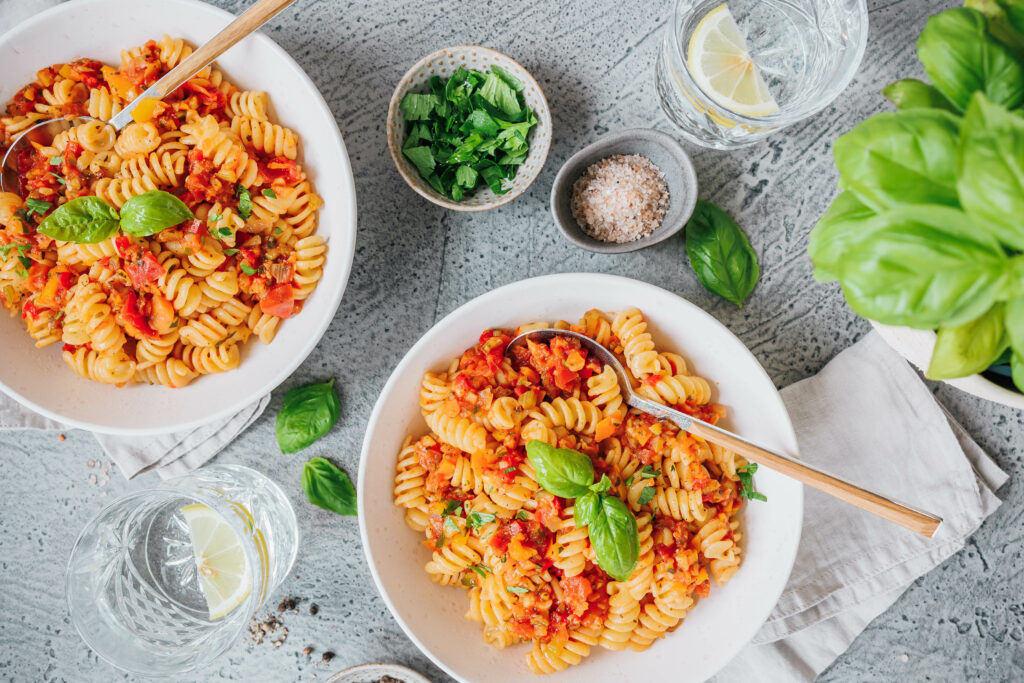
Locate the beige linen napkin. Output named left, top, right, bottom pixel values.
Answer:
left=712, top=331, right=1007, bottom=681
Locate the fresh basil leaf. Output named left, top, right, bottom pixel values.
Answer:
left=301, top=456, right=357, bottom=516
left=589, top=474, right=612, bottom=493
left=119, top=190, right=194, bottom=237
left=490, top=65, right=524, bottom=92
left=917, top=7, right=1024, bottom=111
left=837, top=205, right=1009, bottom=329
left=399, top=92, right=438, bottom=121
left=1013, top=352, right=1024, bottom=392
left=684, top=200, right=759, bottom=308
left=882, top=78, right=959, bottom=112
left=587, top=495, right=639, bottom=582
left=807, top=192, right=879, bottom=282
left=957, top=93, right=1024, bottom=250
left=833, top=110, right=962, bottom=211
left=1005, top=297, right=1024, bottom=356
left=525, top=439, right=593, bottom=498
left=928, top=303, right=1008, bottom=379
left=466, top=511, right=495, bottom=529
left=403, top=145, right=436, bottom=179
left=478, top=70, right=521, bottom=118
left=967, top=0, right=1024, bottom=61
left=37, top=196, right=119, bottom=244
left=574, top=491, right=599, bottom=528
left=275, top=378, right=341, bottom=453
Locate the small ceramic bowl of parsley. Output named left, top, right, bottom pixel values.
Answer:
left=386, top=45, right=552, bottom=211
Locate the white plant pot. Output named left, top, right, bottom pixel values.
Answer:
left=871, top=322, right=1024, bottom=411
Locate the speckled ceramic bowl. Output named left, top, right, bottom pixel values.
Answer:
left=551, top=128, right=698, bottom=253
left=386, top=45, right=552, bottom=211
left=325, top=662, right=432, bottom=683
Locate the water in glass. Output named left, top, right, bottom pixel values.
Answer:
left=66, top=465, right=298, bottom=676
left=656, top=0, right=868, bottom=148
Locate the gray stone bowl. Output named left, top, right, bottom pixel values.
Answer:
left=550, top=128, right=698, bottom=253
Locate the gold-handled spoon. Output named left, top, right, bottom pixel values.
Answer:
left=0, top=0, right=296, bottom=192
left=507, top=328, right=943, bottom=538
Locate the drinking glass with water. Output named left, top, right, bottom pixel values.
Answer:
left=66, top=465, right=298, bottom=676
left=656, top=0, right=869, bottom=148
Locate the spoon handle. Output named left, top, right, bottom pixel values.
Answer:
left=628, top=395, right=943, bottom=538
left=109, top=0, right=296, bottom=128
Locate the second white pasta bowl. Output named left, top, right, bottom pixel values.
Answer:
left=358, top=273, right=803, bottom=683
left=0, top=0, right=357, bottom=434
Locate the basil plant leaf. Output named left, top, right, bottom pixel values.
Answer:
left=837, top=205, right=1010, bottom=329
left=1013, top=352, right=1024, bottom=393
left=917, top=7, right=1024, bottom=111
left=525, top=440, right=593, bottom=498
left=1006, top=298, right=1024, bottom=353
left=927, top=303, right=1007, bottom=379
left=574, top=491, right=599, bottom=529
left=119, top=190, right=194, bottom=237
left=301, top=457, right=357, bottom=516
left=833, top=109, right=962, bottom=211
left=957, top=93, right=1024, bottom=250
left=684, top=200, right=759, bottom=308
left=882, top=78, right=959, bottom=112
left=966, top=0, right=1024, bottom=61
left=37, top=196, right=119, bottom=244
left=276, top=378, right=341, bottom=453
left=587, top=495, right=639, bottom=582
left=807, top=191, right=878, bottom=282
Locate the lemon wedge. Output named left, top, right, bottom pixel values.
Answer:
left=687, top=3, right=779, bottom=117
left=182, top=503, right=252, bottom=620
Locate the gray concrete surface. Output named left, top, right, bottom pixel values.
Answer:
left=1, top=0, right=1021, bottom=680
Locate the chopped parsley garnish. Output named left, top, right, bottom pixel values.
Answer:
left=49, top=155, right=62, bottom=166
left=435, top=532, right=445, bottom=549
left=239, top=263, right=257, bottom=276
left=442, top=499, right=463, bottom=516
left=274, top=227, right=283, bottom=235
left=262, top=188, right=278, bottom=199
left=503, top=466, right=517, bottom=473
left=640, top=465, right=660, bottom=479
left=505, top=585, right=529, bottom=594
left=469, top=563, right=490, bottom=577
left=398, top=65, right=538, bottom=201
left=24, top=198, right=51, bottom=217
left=443, top=516, right=459, bottom=534
left=461, top=575, right=474, bottom=587
left=737, top=463, right=767, bottom=502
left=515, top=510, right=529, bottom=521
left=48, top=171, right=66, bottom=185
left=636, top=485, right=656, bottom=507
left=223, top=248, right=239, bottom=256
left=207, top=213, right=223, bottom=222
left=466, top=511, right=495, bottom=529
left=214, top=227, right=232, bottom=238
left=235, top=184, right=252, bottom=219
left=17, top=254, right=32, bottom=270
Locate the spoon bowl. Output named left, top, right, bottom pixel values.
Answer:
left=0, top=116, right=97, bottom=193
left=508, top=328, right=944, bottom=537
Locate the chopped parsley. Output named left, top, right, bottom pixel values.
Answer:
left=466, top=511, right=495, bottom=529
left=640, top=465, right=660, bottom=479
left=636, top=485, right=656, bottom=507
left=274, top=226, right=283, bottom=235
left=24, top=198, right=51, bottom=217
left=469, top=563, right=490, bottom=577
left=239, top=263, right=257, bottom=276
left=737, top=463, right=767, bottom=502
left=48, top=171, right=66, bottom=185
left=505, top=585, right=529, bottom=594
left=503, top=466, right=517, bottom=473
left=262, top=188, right=278, bottom=199
left=207, top=213, right=223, bottom=222
left=48, top=155, right=62, bottom=166
left=515, top=510, right=529, bottom=521
left=17, top=254, right=32, bottom=271
left=443, top=516, right=459, bottom=534
left=222, top=248, right=239, bottom=256
left=442, top=499, right=463, bottom=516
left=235, top=184, right=252, bottom=219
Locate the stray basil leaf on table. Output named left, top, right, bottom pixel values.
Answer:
left=276, top=379, right=341, bottom=453
left=684, top=200, right=760, bottom=308
left=302, top=457, right=357, bottom=516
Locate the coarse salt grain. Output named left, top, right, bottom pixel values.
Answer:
left=570, top=154, right=670, bottom=244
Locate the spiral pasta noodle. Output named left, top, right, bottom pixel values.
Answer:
left=393, top=309, right=746, bottom=673
left=0, top=37, right=326, bottom=387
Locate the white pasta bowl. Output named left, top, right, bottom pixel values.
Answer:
left=0, top=0, right=356, bottom=434
left=359, top=273, right=803, bottom=683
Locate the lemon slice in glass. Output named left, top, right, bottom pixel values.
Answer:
left=687, top=3, right=779, bottom=117
left=182, top=503, right=252, bottom=620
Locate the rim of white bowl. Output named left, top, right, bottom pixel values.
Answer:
left=0, top=0, right=358, bottom=435
left=357, top=272, right=803, bottom=683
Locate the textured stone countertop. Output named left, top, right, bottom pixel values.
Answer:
left=1, top=0, right=1021, bottom=680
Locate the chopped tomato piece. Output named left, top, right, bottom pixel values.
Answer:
left=260, top=283, right=295, bottom=319
left=124, top=252, right=165, bottom=289
left=25, top=262, right=50, bottom=291
left=120, top=291, right=158, bottom=338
